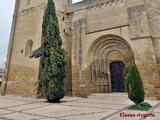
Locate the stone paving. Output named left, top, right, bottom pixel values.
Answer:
left=0, top=95, right=159, bottom=120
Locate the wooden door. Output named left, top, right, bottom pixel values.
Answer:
left=110, top=62, right=125, bottom=92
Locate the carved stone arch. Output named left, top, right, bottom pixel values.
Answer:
left=98, top=44, right=126, bottom=60
left=94, top=40, right=127, bottom=59
left=102, top=48, right=125, bottom=60
left=88, top=34, right=134, bottom=63
left=88, top=34, right=135, bottom=93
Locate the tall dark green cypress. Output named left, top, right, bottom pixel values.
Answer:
left=124, top=63, right=145, bottom=106
left=30, top=0, right=67, bottom=102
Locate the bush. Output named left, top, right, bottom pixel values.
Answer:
left=124, top=63, right=145, bottom=106
left=128, top=102, right=152, bottom=111
left=30, top=0, right=67, bottom=102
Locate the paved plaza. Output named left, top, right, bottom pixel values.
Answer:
left=0, top=95, right=159, bottom=120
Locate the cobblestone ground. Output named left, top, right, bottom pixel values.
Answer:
left=0, top=95, right=159, bottom=120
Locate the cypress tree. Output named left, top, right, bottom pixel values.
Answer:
left=30, top=0, right=67, bottom=102
left=124, top=63, right=145, bottom=106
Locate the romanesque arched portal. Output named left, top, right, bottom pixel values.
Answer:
left=88, top=34, right=135, bottom=93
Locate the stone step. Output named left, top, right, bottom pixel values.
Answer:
left=89, top=92, right=128, bottom=98
left=65, top=92, right=72, bottom=96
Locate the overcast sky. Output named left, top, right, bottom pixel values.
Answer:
left=0, top=0, right=82, bottom=68
left=0, top=0, right=15, bottom=68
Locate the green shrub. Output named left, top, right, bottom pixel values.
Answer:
left=124, top=63, right=145, bottom=106
left=30, top=0, right=67, bottom=102
left=128, top=102, right=152, bottom=111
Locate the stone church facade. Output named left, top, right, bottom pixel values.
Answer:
left=1, top=0, right=160, bottom=100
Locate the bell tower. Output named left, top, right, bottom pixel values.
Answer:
left=1, top=0, right=72, bottom=97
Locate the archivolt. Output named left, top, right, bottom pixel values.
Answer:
left=88, top=34, right=134, bottom=63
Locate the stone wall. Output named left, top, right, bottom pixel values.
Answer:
left=2, top=0, right=160, bottom=100
left=67, top=0, right=160, bottom=99
left=0, top=0, right=46, bottom=97
left=145, top=0, right=160, bottom=99
left=1, top=0, right=72, bottom=97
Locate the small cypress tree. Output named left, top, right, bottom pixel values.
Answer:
left=124, top=63, right=145, bottom=106
left=30, top=0, right=67, bottom=102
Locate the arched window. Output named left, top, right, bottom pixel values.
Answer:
left=25, top=40, right=33, bottom=56
left=27, top=0, right=33, bottom=5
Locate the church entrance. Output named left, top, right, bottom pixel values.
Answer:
left=88, top=34, right=134, bottom=94
left=110, top=62, right=125, bottom=92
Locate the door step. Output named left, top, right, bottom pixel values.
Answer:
left=89, top=92, right=128, bottom=98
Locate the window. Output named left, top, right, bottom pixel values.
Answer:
left=62, top=17, right=65, bottom=21
left=21, top=50, right=23, bottom=54
left=25, top=40, right=33, bottom=56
